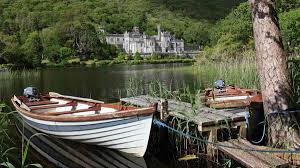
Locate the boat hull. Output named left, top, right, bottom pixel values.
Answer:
left=18, top=112, right=153, bottom=157
left=15, top=115, right=147, bottom=168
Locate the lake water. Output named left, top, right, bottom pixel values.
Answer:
left=0, top=63, right=214, bottom=103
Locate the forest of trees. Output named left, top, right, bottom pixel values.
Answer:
left=200, top=0, right=300, bottom=61
left=0, top=0, right=299, bottom=67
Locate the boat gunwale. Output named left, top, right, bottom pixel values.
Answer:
left=11, top=98, right=157, bottom=122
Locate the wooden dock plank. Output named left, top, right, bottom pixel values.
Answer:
left=213, top=109, right=245, bottom=120
left=196, top=111, right=230, bottom=126
left=120, top=95, right=247, bottom=130
left=218, top=139, right=289, bottom=168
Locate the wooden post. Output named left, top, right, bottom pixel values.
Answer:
left=239, top=125, right=247, bottom=139
left=207, top=129, right=218, bottom=167
left=160, top=98, right=169, bottom=121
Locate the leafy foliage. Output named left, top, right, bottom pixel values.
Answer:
left=275, top=0, right=300, bottom=12
left=279, top=8, right=300, bottom=55
left=199, top=3, right=254, bottom=61
left=199, top=2, right=300, bottom=61
left=0, top=0, right=298, bottom=66
left=0, top=0, right=242, bottom=67
left=134, top=52, right=142, bottom=60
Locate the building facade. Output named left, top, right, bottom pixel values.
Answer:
left=106, top=26, right=184, bottom=55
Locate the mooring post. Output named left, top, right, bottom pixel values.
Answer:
left=158, top=98, right=169, bottom=160
left=239, top=125, right=247, bottom=139
left=207, top=129, right=218, bottom=167
left=160, top=98, right=169, bottom=121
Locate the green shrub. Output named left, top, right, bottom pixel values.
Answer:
left=151, top=53, right=161, bottom=60
left=59, top=47, right=73, bottom=61
left=125, top=55, right=133, bottom=60
left=115, top=53, right=126, bottom=61
left=134, top=52, right=143, bottom=60
left=280, top=8, right=300, bottom=55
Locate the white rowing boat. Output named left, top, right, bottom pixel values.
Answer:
left=15, top=115, right=147, bottom=168
left=12, top=92, right=157, bottom=157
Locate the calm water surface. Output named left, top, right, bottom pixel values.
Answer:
left=0, top=63, right=213, bottom=103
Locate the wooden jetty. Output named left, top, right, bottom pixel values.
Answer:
left=219, top=139, right=289, bottom=168
left=121, top=95, right=248, bottom=130
left=121, top=95, right=247, bottom=146
left=121, top=95, right=289, bottom=167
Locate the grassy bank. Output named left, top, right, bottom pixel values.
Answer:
left=41, top=58, right=196, bottom=68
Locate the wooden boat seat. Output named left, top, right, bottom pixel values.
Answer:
left=18, top=96, right=58, bottom=107
left=26, top=101, right=59, bottom=106
left=41, top=103, right=103, bottom=116
left=101, top=104, right=137, bottom=111
left=30, top=101, right=77, bottom=111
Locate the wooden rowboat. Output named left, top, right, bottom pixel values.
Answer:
left=11, top=92, right=157, bottom=157
left=203, top=86, right=262, bottom=109
left=15, top=115, right=147, bottom=168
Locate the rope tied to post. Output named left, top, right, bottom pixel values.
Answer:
left=153, top=117, right=300, bottom=153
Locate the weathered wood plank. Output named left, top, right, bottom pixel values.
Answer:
left=214, top=108, right=245, bottom=120
left=121, top=95, right=247, bottom=130
left=218, top=139, right=289, bottom=168
left=255, top=145, right=300, bottom=166
left=196, top=111, right=230, bottom=126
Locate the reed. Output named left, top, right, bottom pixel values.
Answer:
left=0, top=103, right=42, bottom=168
left=0, top=70, right=40, bottom=81
left=0, top=104, right=16, bottom=165
left=195, top=59, right=259, bottom=89
left=289, top=59, right=300, bottom=104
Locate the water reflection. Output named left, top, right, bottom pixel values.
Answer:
left=0, top=63, right=201, bottom=103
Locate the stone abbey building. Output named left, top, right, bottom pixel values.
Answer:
left=106, top=26, right=184, bottom=55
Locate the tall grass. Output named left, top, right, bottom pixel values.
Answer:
left=196, top=59, right=259, bottom=89
left=289, top=59, right=300, bottom=104
left=0, top=103, right=17, bottom=165
left=0, top=103, right=42, bottom=168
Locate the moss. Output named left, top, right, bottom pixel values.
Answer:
left=67, top=58, right=81, bottom=64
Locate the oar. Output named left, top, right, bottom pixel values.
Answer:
left=49, top=92, right=104, bottom=104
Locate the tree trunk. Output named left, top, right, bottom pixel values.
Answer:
left=249, top=0, right=300, bottom=148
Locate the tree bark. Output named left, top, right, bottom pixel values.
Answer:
left=248, top=0, right=300, bottom=148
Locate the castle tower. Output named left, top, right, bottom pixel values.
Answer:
left=132, top=27, right=140, bottom=34
left=157, top=24, right=161, bottom=41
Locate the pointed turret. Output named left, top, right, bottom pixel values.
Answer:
left=157, top=24, right=161, bottom=41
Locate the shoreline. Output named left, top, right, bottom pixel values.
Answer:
left=0, top=59, right=195, bottom=69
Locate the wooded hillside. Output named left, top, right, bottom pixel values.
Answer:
left=0, top=0, right=298, bottom=67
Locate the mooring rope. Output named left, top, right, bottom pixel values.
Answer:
left=251, top=110, right=300, bottom=144
left=153, top=116, right=300, bottom=154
